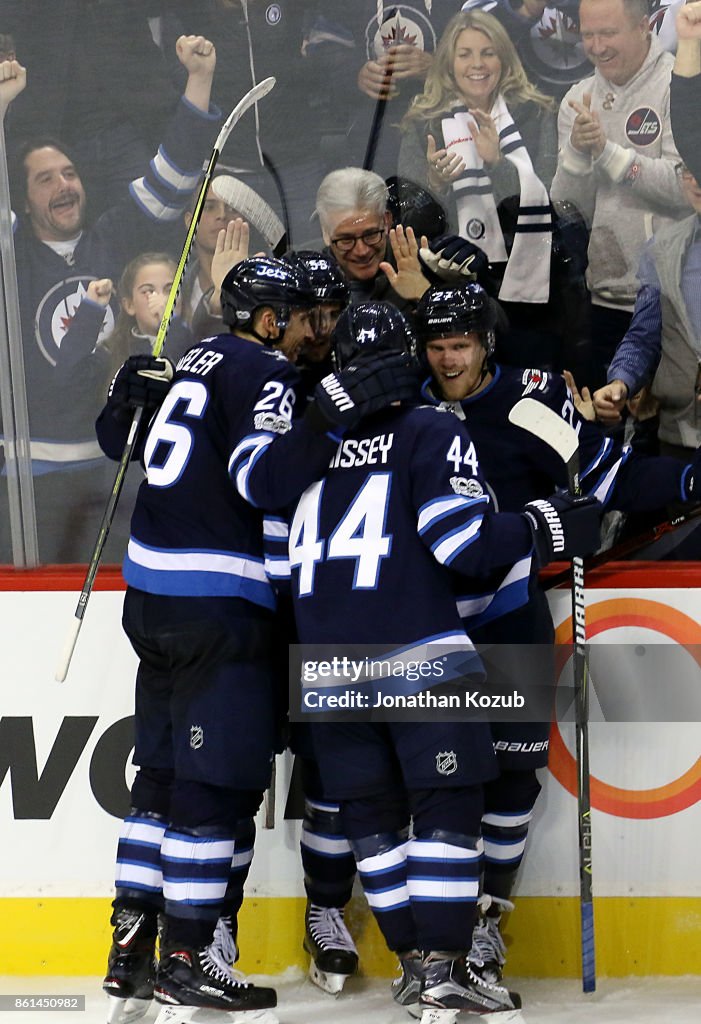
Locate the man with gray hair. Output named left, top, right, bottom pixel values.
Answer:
left=550, top=0, right=689, bottom=390
left=315, top=166, right=431, bottom=312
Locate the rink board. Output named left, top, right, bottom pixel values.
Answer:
left=1, top=564, right=700, bottom=976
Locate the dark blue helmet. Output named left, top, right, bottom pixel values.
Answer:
left=221, top=256, right=315, bottom=340
left=415, top=283, right=496, bottom=357
left=285, top=251, right=350, bottom=306
left=332, top=301, right=417, bottom=371
left=386, top=175, right=448, bottom=240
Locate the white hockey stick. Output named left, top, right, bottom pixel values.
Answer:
left=210, top=173, right=286, bottom=255
left=55, top=77, right=276, bottom=683
left=508, top=396, right=596, bottom=993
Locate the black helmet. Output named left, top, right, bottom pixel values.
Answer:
left=285, top=251, right=350, bottom=306
left=415, top=284, right=496, bottom=357
left=386, top=175, right=448, bottom=240
left=332, top=301, right=417, bottom=371
left=221, top=256, right=316, bottom=342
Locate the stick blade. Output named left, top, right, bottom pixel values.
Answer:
left=508, top=397, right=579, bottom=463
left=217, top=76, right=276, bottom=150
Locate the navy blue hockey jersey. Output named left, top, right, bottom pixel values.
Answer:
left=106, top=334, right=337, bottom=607
left=275, top=403, right=537, bottom=692
left=420, top=366, right=691, bottom=627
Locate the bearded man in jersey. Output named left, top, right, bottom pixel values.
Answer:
left=416, top=281, right=701, bottom=990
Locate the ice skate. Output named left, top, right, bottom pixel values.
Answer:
left=303, top=902, right=358, bottom=995
left=468, top=895, right=514, bottom=985
left=419, top=952, right=522, bottom=1018
left=103, top=907, right=158, bottom=1024
left=391, top=951, right=423, bottom=1018
left=154, top=946, right=277, bottom=1020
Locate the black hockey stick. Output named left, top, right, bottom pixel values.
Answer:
left=55, top=77, right=277, bottom=683
left=509, top=397, right=596, bottom=993
left=362, top=7, right=400, bottom=170
left=544, top=503, right=701, bottom=590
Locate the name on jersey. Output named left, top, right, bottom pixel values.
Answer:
left=329, top=432, right=394, bottom=470
left=176, top=347, right=224, bottom=376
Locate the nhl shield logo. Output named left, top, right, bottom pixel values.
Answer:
left=190, top=725, right=204, bottom=750
left=436, top=750, right=458, bottom=776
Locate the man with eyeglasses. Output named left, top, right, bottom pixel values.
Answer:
left=315, top=167, right=433, bottom=314
left=593, top=157, right=701, bottom=507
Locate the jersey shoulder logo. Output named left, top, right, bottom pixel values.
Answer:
left=190, top=725, right=204, bottom=750
left=521, top=368, right=549, bottom=396
left=450, top=476, right=484, bottom=498
left=436, top=750, right=458, bottom=776
left=254, top=411, right=291, bottom=434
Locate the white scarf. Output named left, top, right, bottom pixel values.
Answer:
left=441, top=94, right=552, bottom=303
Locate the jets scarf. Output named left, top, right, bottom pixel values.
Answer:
left=441, top=94, right=552, bottom=303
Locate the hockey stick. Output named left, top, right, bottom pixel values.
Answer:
left=55, top=77, right=276, bottom=683
left=362, top=7, right=400, bottom=170
left=508, top=397, right=596, bottom=993
left=544, top=503, right=701, bottom=590
left=210, top=169, right=287, bottom=256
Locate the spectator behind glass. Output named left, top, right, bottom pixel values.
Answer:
left=550, top=0, right=689, bottom=392
left=315, top=166, right=432, bottom=316
left=670, top=0, right=701, bottom=182
left=593, top=161, right=701, bottom=471
left=399, top=10, right=565, bottom=370
left=180, top=172, right=279, bottom=341
left=153, top=0, right=323, bottom=247
left=0, top=38, right=219, bottom=565
left=301, top=2, right=463, bottom=179
left=3, top=1, right=179, bottom=218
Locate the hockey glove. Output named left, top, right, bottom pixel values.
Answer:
left=418, top=233, right=489, bottom=286
left=107, top=355, right=174, bottom=423
left=522, top=492, right=602, bottom=568
left=305, top=349, right=419, bottom=437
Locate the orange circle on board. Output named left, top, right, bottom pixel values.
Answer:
left=551, top=598, right=701, bottom=818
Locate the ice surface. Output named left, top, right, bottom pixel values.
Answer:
left=0, top=972, right=699, bottom=1024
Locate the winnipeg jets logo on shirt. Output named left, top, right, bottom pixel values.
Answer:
left=625, top=108, right=662, bottom=147
left=365, top=5, right=436, bottom=61
left=35, top=276, right=115, bottom=367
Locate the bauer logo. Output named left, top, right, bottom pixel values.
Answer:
left=625, top=108, right=661, bottom=147
left=436, top=750, right=458, bottom=776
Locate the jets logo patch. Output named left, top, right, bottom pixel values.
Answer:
left=35, top=276, right=115, bottom=367
left=625, top=107, right=661, bottom=147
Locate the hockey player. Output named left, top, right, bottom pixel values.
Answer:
left=414, top=281, right=701, bottom=990
left=281, top=301, right=601, bottom=1021
left=95, top=257, right=416, bottom=1024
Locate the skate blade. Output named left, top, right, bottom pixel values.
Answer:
left=419, top=1009, right=459, bottom=1024
left=308, top=961, right=349, bottom=996
left=154, top=1006, right=279, bottom=1024
left=106, top=995, right=152, bottom=1024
